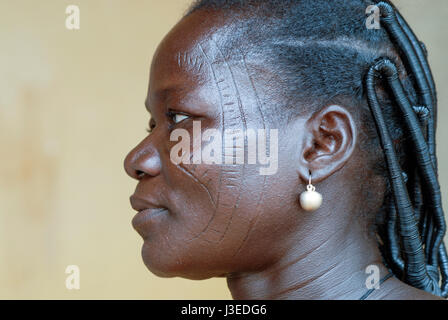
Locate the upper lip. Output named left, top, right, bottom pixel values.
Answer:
left=129, top=195, right=164, bottom=212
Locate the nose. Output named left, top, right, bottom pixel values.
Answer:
left=124, top=138, right=162, bottom=180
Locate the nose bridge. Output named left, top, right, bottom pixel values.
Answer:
left=124, top=135, right=162, bottom=179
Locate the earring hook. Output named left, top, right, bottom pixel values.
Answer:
left=307, top=170, right=315, bottom=192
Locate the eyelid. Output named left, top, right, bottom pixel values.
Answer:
left=167, top=109, right=191, bottom=125
left=146, top=118, right=156, bottom=134
left=146, top=109, right=192, bottom=134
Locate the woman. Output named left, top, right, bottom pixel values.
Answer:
left=124, top=0, right=447, bottom=299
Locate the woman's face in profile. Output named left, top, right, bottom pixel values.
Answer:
left=124, top=10, right=306, bottom=280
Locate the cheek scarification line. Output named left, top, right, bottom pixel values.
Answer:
left=177, top=163, right=217, bottom=208
left=180, top=42, right=226, bottom=243
left=181, top=40, right=246, bottom=243
left=231, top=49, right=269, bottom=257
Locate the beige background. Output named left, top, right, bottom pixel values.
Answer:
left=0, top=0, right=447, bottom=299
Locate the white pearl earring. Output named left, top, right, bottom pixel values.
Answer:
left=299, top=172, right=322, bottom=211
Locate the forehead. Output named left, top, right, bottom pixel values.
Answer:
left=146, top=9, right=279, bottom=126
left=148, top=10, right=233, bottom=97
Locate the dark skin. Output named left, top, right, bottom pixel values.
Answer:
left=124, top=9, right=442, bottom=300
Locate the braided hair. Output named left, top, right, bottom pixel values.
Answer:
left=185, top=0, right=447, bottom=297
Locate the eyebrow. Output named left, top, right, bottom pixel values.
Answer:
left=145, top=85, right=184, bottom=114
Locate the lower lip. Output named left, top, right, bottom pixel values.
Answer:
left=132, top=208, right=169, bottom=232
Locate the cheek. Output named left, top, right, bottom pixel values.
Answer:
left=154, top=167, right=271, bottom=277
left=167, top=160, right=249, bottom=244
left=143, top=165, right=294, bottom=280
left=141, top=160, right=247, bottom=278
left=145, top=118, right=298, bottom=275
left=169, top=162, right=222, bottom=240
left=169, top=159, right=282, bottom=253
left=159, top=121, right=251, bottom=244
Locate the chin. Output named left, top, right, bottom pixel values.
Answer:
left=141, top=242, right=222, bottom=280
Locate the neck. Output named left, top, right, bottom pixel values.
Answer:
left=226, top=216, right=390, bottom=300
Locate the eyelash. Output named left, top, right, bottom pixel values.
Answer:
left=146, top=110, right=190, bottom=134
left=146, top=126, right=154, bottom=134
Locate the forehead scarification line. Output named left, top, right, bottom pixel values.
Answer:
left=176, top=49, right=205, bottom=75
left=238, top=47, right=266, bottom=130
left=196, top=41, right=225, bottom=131
left=209, top=36, right=248, bottom=132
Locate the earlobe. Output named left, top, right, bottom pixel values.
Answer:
left=298, top=105, right=357, bottom=183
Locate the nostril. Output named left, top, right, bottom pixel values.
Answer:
left=136, top=170, right=145, bottom=179
left=125, top=144, right=162, bottom=180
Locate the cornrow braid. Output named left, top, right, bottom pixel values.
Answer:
left=186, top=0, right=448, bottom=297
left=365, top=1, right=447, bottom=297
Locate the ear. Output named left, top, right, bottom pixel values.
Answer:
left=298, top=105, right=357, bottom=183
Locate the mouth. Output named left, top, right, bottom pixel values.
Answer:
left=132, top=207, right=169, bottom=235
left=129, top=195, right=169, bottom=237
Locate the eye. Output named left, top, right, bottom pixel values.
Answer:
left=173, top=113, right=189, bottom=124
left=167, top=110, right=190, bottom=125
